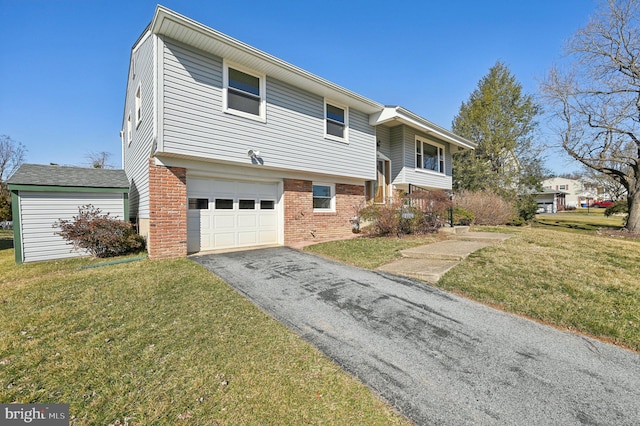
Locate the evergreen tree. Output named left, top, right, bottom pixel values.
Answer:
left=452, top=61, right=544, bottom=196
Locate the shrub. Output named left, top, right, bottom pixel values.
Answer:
left=407, top=190, right=453, bottom=233
left=55, top=205, right=145, bottom=258
left=604, top=200, right=628, bottom=217
left=358, top=190, right=452, bottom=237
left=359, top=201, right=403, bottom=236
left=515, top=194, right=538, bottom=222
left=453, top=206, right=475, bottom=226
left=454, top=190, right=515, bottom=225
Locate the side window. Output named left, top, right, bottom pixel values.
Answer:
left=312, top=183, right=335, bottom=212
left=325, top=100, right=348, bottom=142
left=135, top=84, right=142, bottom=127
left=127, top=114, right=132, bottom=146
left=223, top=61, right=265, bottom=121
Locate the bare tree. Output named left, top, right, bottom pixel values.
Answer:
left=541, top=0, right=640, bottom=232
left=582, top=166, right=629, bottom=201
left=85, top=151, right=114, bottom=169
left=0, top=135, right=26, bottom=221
left=0, top=135, right=25, bottom=183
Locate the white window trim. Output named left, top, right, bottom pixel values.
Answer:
left=324, top=99, right=349, bottom=143
left=222, top=59, right=266, bottom=122
left=415, top=136, right=445, bottom=175
left=135, top=83, right=142, bottom=128
left=312, top=182, right=336, bottom=212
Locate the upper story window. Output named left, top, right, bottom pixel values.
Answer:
left=223, top=61, right=265, bottom=121
left=416, top=137, right=445, bottom=174
left=325, top=100, right=348, bottom=142
left=127, top=114, right=132, bottom=146
left=135, top=84, right=142, bottom=127
left=312, top=183, right=335, bottom=212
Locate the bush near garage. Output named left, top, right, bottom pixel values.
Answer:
left=55, top=204, right=145, bottom=258
left=359, top=190, right=452, bottom=237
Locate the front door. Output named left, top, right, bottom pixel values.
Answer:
left=374, top=159, right=390, bottom=203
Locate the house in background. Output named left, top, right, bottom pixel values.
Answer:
left=542, top=177, right=616, bottom=208
left=542, top=177, right=582, bottom=209
left=122, top=6, right=475, bottom=259
left=533, top=188, right=565, bottom=213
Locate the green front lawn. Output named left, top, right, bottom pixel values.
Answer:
left=0, top=238, right=409, bottom=425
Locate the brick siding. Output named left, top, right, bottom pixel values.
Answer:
left=148, top=158, right=187, bottom=259
left=283, top=178, right=364, bottom=245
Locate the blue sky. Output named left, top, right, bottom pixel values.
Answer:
left=0, top=0, right=596, bottom=173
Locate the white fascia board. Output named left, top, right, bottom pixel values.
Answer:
left=370, top=106, right=476, bottom=150
left=149, top=6, right=383, bottom=115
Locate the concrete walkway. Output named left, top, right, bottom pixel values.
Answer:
left=377, top=230, right=512, bottom=282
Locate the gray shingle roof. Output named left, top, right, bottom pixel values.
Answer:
left=7, top=164, right=129, bottom=189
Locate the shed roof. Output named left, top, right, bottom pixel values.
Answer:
left=7, top=164, right=129, bottom=189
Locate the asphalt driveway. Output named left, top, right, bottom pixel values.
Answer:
left=192, top=247, right=640, bottom=425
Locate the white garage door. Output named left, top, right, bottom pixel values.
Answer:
left=187, top=177, right=279, bottom=252
left=19, top=192, right=126, bottom=263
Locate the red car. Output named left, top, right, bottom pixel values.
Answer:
left=592, top=200, right=615, bottom=208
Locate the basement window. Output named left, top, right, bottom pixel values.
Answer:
left=312, top=183, right=335, bottom=212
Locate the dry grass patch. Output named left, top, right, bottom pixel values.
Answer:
left=535, top=210, right=624, bottom=232
left=438, top=227, right=640, bottom=351
left=305, top=234, right=443, bottom=269
left=0, top=242, right=409, bottom=425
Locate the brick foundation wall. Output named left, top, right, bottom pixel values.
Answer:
left=283, top=178, right=364, bottom=245
left=148, top=158, right=187, bottom=259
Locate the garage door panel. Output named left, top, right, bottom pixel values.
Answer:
left=237, top=214, right=257, bottom=227
left=213, top=233, right=236, bottom=248
left=259, top=230, right=277, bottom=244
left=187, top=177, right=279, bottom=252
left=213, top=214, right=236, bottom=230
left=238, top=232, right=258, bottom=246
left=259, top=215, right=277, bottom=227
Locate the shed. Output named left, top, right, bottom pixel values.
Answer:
left=7, top=164, right=129, bottom=264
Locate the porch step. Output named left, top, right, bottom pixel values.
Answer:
left=377, top=258, right=460, bottom=283
left=400, top=240, right=494, bottom=261
left=438, top=225, right=470, bottom=235
left=450, top=232, right=513, bottom=243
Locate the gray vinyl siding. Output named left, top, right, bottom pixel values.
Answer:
left=375, top=125, right=391, bottom=158
left=160, top=39, right=376, bottom=180
left=122, top=33, right=154, bottom=220
left=389, top=126, right=405, bottom=184
left=18, top=192, right=125, bottom=263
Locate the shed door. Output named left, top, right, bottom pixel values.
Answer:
left=187, top=178, right=279, bottom=252
left=19, top=192, right=125, bottom=263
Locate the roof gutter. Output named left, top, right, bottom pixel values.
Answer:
left=370, top=106, right=476, bottom=150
